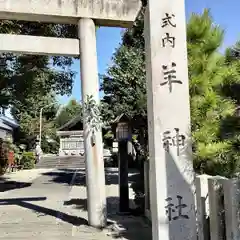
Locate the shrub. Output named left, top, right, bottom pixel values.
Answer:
left=0, top=140, right=8, bottom=174
left=20, top=152, right=35, bottom=169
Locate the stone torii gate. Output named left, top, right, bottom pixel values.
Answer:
left=0, top=0, right=197, bottom=239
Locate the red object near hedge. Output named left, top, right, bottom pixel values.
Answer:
left=8, top=151, right=14, bottom=166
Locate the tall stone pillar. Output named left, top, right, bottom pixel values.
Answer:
left=144, top=0, right=197, bottom=239
left=78, top=18, right=106, bottom=228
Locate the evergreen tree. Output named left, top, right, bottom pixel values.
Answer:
left=55, top=99, right=82, bottom=128
left=101, top=8, right=147, bottom=150
left=187, top=10, right=239, bottom=176
left=101, top=9, right=240, bottom=176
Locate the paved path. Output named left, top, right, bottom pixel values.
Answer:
left=0, top=168, right=152, bottom=240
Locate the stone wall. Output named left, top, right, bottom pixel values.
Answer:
left=0, top=129, right=7, bottom=139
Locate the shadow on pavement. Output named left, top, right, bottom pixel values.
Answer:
left=0, top=196, right=89, bottom=226
left=0, top=177, right=32, bottom=192
left=41, top=168, right=140, bottom=187
left=41, top=168, right=152, bottom=239
left=61, top=168, right=151, bottom=240
left=63, top=197, right=120, bottom=215
left=63, top=196, right=152, bottom=239
left=42, top=169, right=86, bottom=186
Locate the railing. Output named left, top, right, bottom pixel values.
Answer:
left=56, top=130, right=83, bottom=137
left=59, top=136, right=84, bottom=156
left=61, top=139, right=84, bottom=150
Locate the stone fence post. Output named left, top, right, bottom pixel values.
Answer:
left=223, top=178, right=240, bottom=240
left=195, top=175, right=211, bottom=240
left=208, top=176, right=226, bottom=240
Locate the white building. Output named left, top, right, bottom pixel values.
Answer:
left=0, top=114, right=19, bottom=141
left=56, top=114, right=84, bottom=156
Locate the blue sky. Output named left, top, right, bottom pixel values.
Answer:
left=57, top=0, right=240, bottom=105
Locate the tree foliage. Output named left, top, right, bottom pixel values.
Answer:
left=101, top=9, right=146, bottom=122
left=187, top=10, right=240, bottom=176
left=101, top=9, right=240, bottom=177
left=12, top=93, right=58, bottom=150
left=0, top=20, right=78, bottom=148
left=55, top=99, right=82, bottom=128
left=0, top=21, right=77, bottom=108
left=101, top=8, right=148, bottom=154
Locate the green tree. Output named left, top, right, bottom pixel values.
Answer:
left=224, top=42, right=240, bottom=105
left=101, top=9, right=146, bottom=121
left=0, top=21, right=77, bottom=109
left=12, top=93, right=58, bottom=150
left=0, top=21, right=78, bottom=149
left=187, top=10, right=239, bottom=176
left=55, top=99, right=82, bottom=127
left=101, top=8, right=148, bottom=154
left=101, top=9, right=240, bottom=177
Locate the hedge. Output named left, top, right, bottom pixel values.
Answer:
left=20, top=152, right=35, bottom=169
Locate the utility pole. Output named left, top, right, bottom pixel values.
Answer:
left=39, top=107, right=43, bottom=147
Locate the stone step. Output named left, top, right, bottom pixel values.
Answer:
left=35, top=166, right=84, bottom=168
left=35, top=164, right=84, bottom=166
left=35, top=156, right=85, bottom=169
left=37, top=163, right=85, bottom=166
left=36, top=161, right=85, bottom=164
left=35, top=165, right=85, bottom=169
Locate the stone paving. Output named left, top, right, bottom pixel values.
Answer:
left=0, top=168, right=152, bottom=240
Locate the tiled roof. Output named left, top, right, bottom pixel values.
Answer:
left=58, top=114, right=82, bottom=131
left=0, top=120, right=13, bottom=131
left=0, top=115, right=19, bottom=128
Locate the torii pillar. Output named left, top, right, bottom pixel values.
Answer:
left=0, top=0, right=141, bottom=228
left=0, top=0, right=197, bottom=237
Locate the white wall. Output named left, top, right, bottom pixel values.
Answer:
left=0, top=129, right=7, bottom=139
